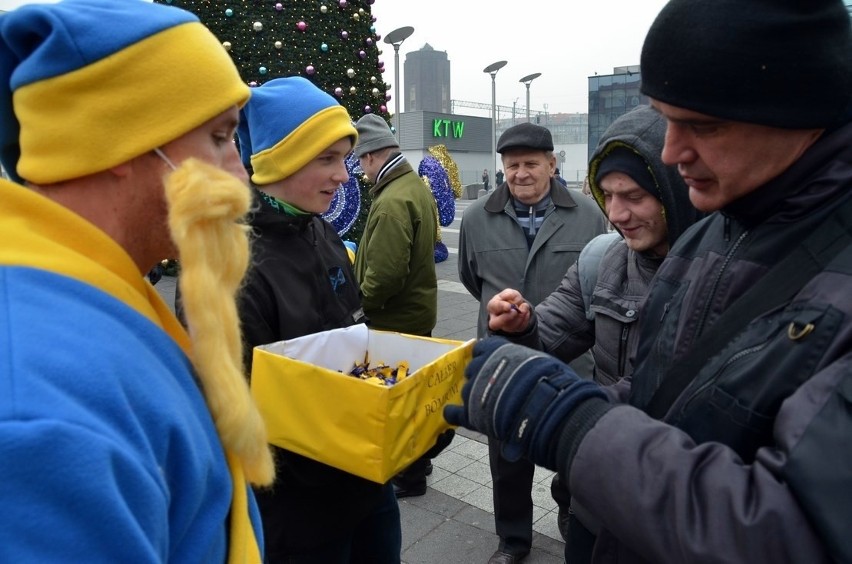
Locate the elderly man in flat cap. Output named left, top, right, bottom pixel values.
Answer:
left=457, top=122, right=606, bottom=564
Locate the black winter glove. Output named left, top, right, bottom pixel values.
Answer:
left=444, top=337, right=607, bottom=469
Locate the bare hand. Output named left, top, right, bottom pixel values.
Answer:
left=487, top=289, right=531, bottom=334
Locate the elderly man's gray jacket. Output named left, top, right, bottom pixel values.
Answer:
left=458, top=180, right=607, bottom=338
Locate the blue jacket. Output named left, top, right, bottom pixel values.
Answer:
left=0, top=180, right=261, bottom=562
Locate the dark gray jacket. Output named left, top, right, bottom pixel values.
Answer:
left=563, top=120, right=852, bottom=563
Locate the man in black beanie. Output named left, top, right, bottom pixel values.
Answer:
left=443, top=1, right=852, bottom=562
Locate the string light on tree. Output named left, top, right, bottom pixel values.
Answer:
left=152, top=0, right=394, bottom=243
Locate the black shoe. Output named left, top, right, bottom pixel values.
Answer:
left=425, top=460, right=433, bottom=476
left=392, top=482, right=427, bottom=498
left=488, top=550, right=528, bottom=564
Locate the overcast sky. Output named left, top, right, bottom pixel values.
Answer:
left=0, top=0, right=669, bottom=115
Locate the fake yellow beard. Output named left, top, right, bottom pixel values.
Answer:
left=164, top=158, right=275, bottom=487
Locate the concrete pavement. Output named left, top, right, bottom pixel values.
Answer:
left=154, top=195, right=566, bottom=563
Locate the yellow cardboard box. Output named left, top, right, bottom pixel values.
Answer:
left=251, top=324, right=474, bottom=483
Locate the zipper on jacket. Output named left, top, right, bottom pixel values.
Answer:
left=678, top=340, right=769, bottom=416
left=724, top=216, right=731, bottom=242
left=695, top=229, right=749, bottom=338
left=528, top=205, right=536, bottom=236
left=617, top=325, right=630, bottom=379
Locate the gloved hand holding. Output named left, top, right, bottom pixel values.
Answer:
left=444, top=337, right=607, bottom=470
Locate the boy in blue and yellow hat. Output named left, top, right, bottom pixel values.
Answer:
left=0, top=0, right=273, bottom=561
left=236, top=76, right=403, bottom=563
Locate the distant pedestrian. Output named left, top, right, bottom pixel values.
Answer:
left=554, top=167, right=568, bottom=187
left=482, top=168, right=490, bottom=191
left=495, top=169, right=504, bottom=187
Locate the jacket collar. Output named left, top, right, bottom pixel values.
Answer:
left=370, top=158, right=415, bottom=196
left=484, top=178, right=579, bottom=213
left=724, top=120, right=852, bottom=225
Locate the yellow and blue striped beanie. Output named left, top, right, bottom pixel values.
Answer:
left=0, top=0, right=250, bottom=184
left=237, top=76, right=357, bottom=185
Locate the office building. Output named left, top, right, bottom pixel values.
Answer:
left=404, top=44, right=451, bottom=113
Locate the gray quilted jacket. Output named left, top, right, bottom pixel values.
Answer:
left=511, top=105, right=702, bottom=385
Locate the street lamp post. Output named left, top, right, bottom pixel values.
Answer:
left=383, top=26, right=414, bottom=142
left=519, top=72, right=542, bottom=122
left=483, top=60, right=507, bottom=191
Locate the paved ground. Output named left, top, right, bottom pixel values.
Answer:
left=155, top=194, right=566, bottom=563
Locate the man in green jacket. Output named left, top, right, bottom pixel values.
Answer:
left=354, top=113, right=439, bottom=496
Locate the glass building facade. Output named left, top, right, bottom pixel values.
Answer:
left=587, top=66, right=647, bottom=160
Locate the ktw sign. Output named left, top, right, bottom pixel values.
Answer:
left=433, top=119, right=464, bottom=139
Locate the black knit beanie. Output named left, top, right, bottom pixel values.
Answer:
left=640, top=0, right=852, bottom=129
left=595, top=147, right=658, bottom=198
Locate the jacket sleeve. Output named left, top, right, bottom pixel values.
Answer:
left=238, top=272, right=279, bottom=374
left=0, top=420, right=172, bottom=562
left=532, top=262, right=596, bottom=362
left=457, top=212, right=482, bottom=301
left=560, top=355, right=849, bottom=563
left=358, top=209, right=413, bottom=311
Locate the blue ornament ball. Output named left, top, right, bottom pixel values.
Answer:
left=418, top=156, right=455, bottom=227
left=322, top=153, right=362, bottom=236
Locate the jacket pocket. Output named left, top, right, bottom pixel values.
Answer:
left=672, top=303, right=842, bottom=462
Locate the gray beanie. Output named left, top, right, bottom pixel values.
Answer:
left=354, top=114, right=399, bottom=157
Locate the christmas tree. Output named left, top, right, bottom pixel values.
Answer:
left=155, top=0, right=393, bottom=243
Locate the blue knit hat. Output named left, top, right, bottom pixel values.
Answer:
left=0, top=0, right=249, bottom=184
left=238, top=76, right=357, bottom=185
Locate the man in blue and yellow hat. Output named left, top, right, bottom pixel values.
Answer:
left=0, top=0, right=274, bottom=561
left=235, top=76, right=403, bottom=563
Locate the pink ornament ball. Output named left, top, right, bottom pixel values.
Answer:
left=275, top=2, right=283, bottom=10
left=306, top=65, right=316, bottom=75
left=364, top=105, right=372, bottom=113
left=339, top=0, right=348, bottom=7
left=297, top=21, right=307, bottom=31
left=380, top=105, right=387, bottom=113
left=334, top=87, right=344, bottom=97
left=341, top=30, right=349, bottom=39
left=358, top=50, right=366, bottom=59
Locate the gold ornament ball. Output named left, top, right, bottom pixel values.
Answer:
left=349, top=86, right=357, bottom=94
left=274, top=40, right=283, bottom=49
left=372, top=88, right=380, bottom=96
left=346, top=68, right=356, bottom=78
left=222, top=41, right=232, bottom=51
left=320, top=5, right=328, bottom=13
left=370, top=75, right=377, bottom=83
left=253, top=21, right=263, bottom=32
